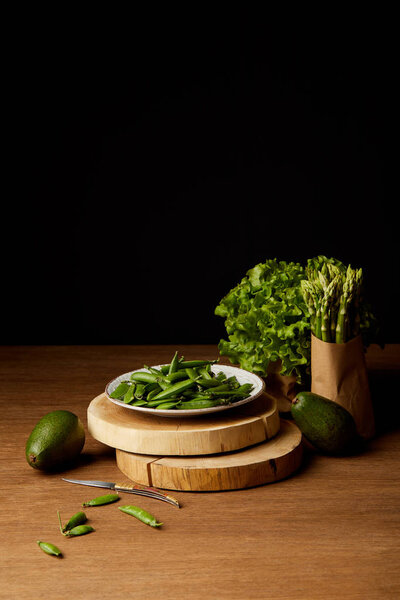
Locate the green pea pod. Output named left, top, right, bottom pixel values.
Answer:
left=226, top=376, right=240, bottom=389
left=146, top=387, right=162, bottom=402
left=82, top=493, right=120, bottom=507
left=110, top=382, right=131, bottom=399
left=164, top=370, right=188, bottom=383
left=154, top=401, right=180, bottom=409
left=122, top=384, right=135, bottom=404
left=195, top=377, right=222, bottom=388
left=146, top=398, right=177, bottom=407
left=202, top=383, right=231, bottom=394
left=130, top=371, right=158, bottom=384
left=118, top=505, right=163, bottom=527
left=64, top=525, right=95, bottom=537
left=184, top=367, right=198, bottom=380
left=130, top=399, right=148, bottom=406
left=198, top=366, right=213, bottom=379
left=178, top=399, right=224, bottom=409
left=177, top=359, right=218, bottom=369
left=168, top=350, right=180, bottom=374
left=37, top=540, right=62, bottom=557
left=150, top=378, right=195, bottom=402
left=62, top=511, right=88, bottom=532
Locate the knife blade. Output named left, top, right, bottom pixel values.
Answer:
left=61, top=478, right=180, bottom=507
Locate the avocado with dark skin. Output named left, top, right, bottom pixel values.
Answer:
left=26, top=410, right=85, bottom=470
left=291, top=392, right=358, bottom=454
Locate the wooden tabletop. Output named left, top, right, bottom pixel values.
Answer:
left=1, top=344, right=399, bottom=599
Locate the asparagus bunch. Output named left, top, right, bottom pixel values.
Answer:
left=301, top=256, right=364, bottom=344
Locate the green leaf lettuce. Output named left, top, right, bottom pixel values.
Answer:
left=215, top=260, right=311, bottom=382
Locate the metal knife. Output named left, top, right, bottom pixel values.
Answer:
left=61, top=478, right=180, bottom=507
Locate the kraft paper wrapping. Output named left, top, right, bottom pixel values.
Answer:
left=264, top=360, right=299, bottom=413
left=311, top=334, right=375, bottom=440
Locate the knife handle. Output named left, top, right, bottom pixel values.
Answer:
left=114, top=481, right=180, bottom=507
left=114, top=481, right=144, bottom=491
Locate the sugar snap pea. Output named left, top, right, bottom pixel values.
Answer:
left=146, top=387, right=163, bottom=402
left=123, top=384, right=136, bottom=404
left=198, top=366, right=213, bottom=379
left=130, top=371, right=158, bottom=384
left=185, top=367, right=198, bottom=380
left=82, top=493, right=120, bottom=507
left=37, top=540, right=62, bottom=557
left=110, top=381, right=131, bottom=399
left=164, top=370, right=189, bottom=383
left=146, top=398, right=178, bottom=407
left=60, top=510, right=87, bottom=532
left=133, top=383, right=147, bottom=399
left=64, top=525, right=95, bottom=537
left=195, top=377, right=223, bottom=388
left=155, top=401, right=180, bottom=409
left=115, top=353, right=254, bottom=411
left=177, top=359, right=218, bottom=369
left=118, top=505, right=163, bottom=527
left=150, top=378, right=195, bottom=401
left=178, top=399, right=225, bottom=409
left=168, top=350, right=180, bottom=374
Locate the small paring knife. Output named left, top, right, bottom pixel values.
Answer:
left=61, top=478, right=180, bottom=508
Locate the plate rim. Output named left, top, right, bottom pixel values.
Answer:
left=104, top=363, right=265, bottom=417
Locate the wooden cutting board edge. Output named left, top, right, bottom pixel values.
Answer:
left=115, top=420, right=303, bottom=492
left=87, top=392, right=281, bottom=456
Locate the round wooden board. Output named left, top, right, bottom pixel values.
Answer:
left=115, top=420, right=303, bottom=491
left=87, top=392, right=280, bottom=456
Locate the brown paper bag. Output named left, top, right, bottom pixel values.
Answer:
left=311, top=334, right=375, bottom=440
left=264, top=360, right=301, bottom=414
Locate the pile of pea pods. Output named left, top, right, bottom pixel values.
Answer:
left=37, top=493, right=162, bottom=558
left=110, top=352, right=254, bottom=410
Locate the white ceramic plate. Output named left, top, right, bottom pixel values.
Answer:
left=105, top=364, right=265, bottom=417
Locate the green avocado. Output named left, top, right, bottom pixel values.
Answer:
left=291, top=392, right=358, bottom=454
left=26, top=410, right=85, bottom=470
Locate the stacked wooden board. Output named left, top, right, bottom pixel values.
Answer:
left=87, top=392, right=303, bottom=491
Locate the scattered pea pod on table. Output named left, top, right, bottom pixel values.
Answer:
left=109, top=353, right=254, bottom=410
left=37, top=540, right=62, bottom=557
left=118, top=505, right=163, bottom=528
left=82, top=493, right=120, bottom=507
left=61, top=510, right=88, bottom=532
left=57, top=510, right=95, bottom=537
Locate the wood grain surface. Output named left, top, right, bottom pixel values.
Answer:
left=87, top=391, right=280, bottom=455
left=1, top=344, right=400, bottom=599
left=116, top=419, right=303, bottom=491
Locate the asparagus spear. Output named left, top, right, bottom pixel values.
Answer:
left=302, top=257, right=364, bottom=344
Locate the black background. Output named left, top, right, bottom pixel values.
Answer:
left=3, top=16, right=397, bottom=345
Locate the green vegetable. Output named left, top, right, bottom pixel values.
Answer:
left=37, top=540, right=62, bottom=557
left=25, top=410, right=85, bottom=471
left=64, top=525, right=95, bottom=537
left=130, top=371, right=159, bottom=384
left=291, top=391, right=358, bottom=454
left=168, top=350, right=180, bottom=374
left=123, top=384, right=136, bottom=404
left=59, top=510, right=87, bottom=532
left=150, top=378, right=196, bottom=401
left=82, top=493, right=120, bottom=507
left=178, top=399, right=225, bottom=409
left=301, top=256, right=379, bottom=344
left=215, top=256, right=379, bottom=381
left=109, top=352, right=254, bottom=410
left=177, top=360, right=217, bottom=369
left=118, top=505, right=163, bottom=527
left=110, top=382, right=131, bottom=399
left=154, top=401, right=180, bottom=409
left=215, top=259, right=311, bottom=382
